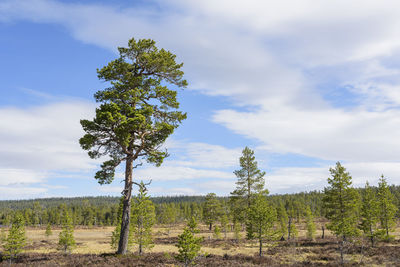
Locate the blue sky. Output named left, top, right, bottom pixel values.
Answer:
left=1, top=0, right=400, bottom=199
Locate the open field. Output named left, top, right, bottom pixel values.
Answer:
left=1, top=222, right=400, bottom=266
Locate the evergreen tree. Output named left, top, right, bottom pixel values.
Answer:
left=230, top=147, right=267, bottom=236
left=111, top=197, right=125, bottom=250
left=80, top=38, right=187, bottom=254
left=360, top=181, right=380, bottom=247
left=130, top=181, right=156, bottom=255
left=3, top=213, right=26, bottom=262
left=285, top=200, right=298, bottom=240
left=305, top=206, right=316, bottom=240
left=176, top=219, right=202, bottom=267
left=203, top=193, right=222, bottom=230
left=213, top=225, right=221, bottom=239
left=45, top=223, right=53, bottom=238
left=323, top=162, right=360, bottom=264
left=247, top=194, right=276, bottom=257
left=220, top=212, right=229, bottom=239
left=233, top=221, right=242, bottom=242
left=58, top=209, right=76, bottom=253
left=377, top=175, right=397, bottom=241
left=276, top=202, right=288, bottom=240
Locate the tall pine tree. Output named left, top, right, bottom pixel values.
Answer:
left=360, top=181, right=379, bottom=247
left=323, top=162, right=360, bottom=264
left=377, top=175, right=397, bottom=241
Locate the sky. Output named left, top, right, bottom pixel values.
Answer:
left=1, top=0, right=400, bottom=199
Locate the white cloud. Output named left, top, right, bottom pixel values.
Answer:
left=2, top=0, right=400, bottom=195
left=0, top=186, right=47, bottom=200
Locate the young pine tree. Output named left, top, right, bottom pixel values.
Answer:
left=3, top=213, right=26, bottom=262
left=130, top=181, right=156, bottom=255
left=360, top=181, right=380, bottom=247
left=176, top=219, right=203, bottom=267
left=276, top=202, right=288, bottom=240
left=377, top=175, right=397, bottom=241
left=323, top=162, right=360, bottom=264
left=111, top=197, right=125, bottom=251
left=58, top=209, right=76, bottom=253
left=247, top=194, right=276, bottom=257
left=203, top=193, right=222, bottom=231
left=45, top=223, right=53, bottom=238
left=305, top=206, right=316, bottom=240
left=230, top=147, right=267, bottom=237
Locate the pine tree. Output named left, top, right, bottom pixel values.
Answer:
left=377, top=175, right=397, bottom=241
left=220, top=212, right=229, bottom=239
left=3, top=213, right=26, bottom=262
left=276, top=202, right=288, bottom=240
left=233, top=220, right=242, bottom=242
left=323, top=162, right=360, bottom=264
left=130, top=181, right=156, bottom=255
left=79, top=38, right=187, bottom=254
left=176, top=219, right=202, bottom=267
left=285, top=200, right=298, bottom=240
left=45, top=223, right=53, bottom=238
left=203, top=193, right=222, bottom=230
left=230, top=147, right=267, bottom=237
left=111, top=197, right=125, bottom=250
left=213, top=225, right=221, bottom=239
left=246, top=194, right=276, bottom=257
left=360, top=181, right=380, bottom=247
left=305, top=206, right=316, bottom=240
left=58, top=208, right=76, bottom=253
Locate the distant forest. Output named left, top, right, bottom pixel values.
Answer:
left=1, top=185, right=400, bottom=227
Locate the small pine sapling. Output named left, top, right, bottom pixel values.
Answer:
left=58, top=209, right=76, bottom=253
left=45, top=223, right=53, bottom=238
left=305, top=206, right=316, bottom=240
left=3, top=213, right=26, bottom=263
left=213, top=225, right=221, bottom=239
left=176, top=219, right=203, bottom=267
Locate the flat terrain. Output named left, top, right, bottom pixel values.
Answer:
left=1, top=222, right=400, bottom=266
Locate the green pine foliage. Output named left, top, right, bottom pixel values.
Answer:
left=3, top=213, right=26, bottom=261
left=45, top=223, right=52, bottom=238
left=79, top=38, right=187, bottom=254
left=247, top=194, right=276, bottom=257
left=203, top=193, right=222, bottom=230
left=213, top=225, right=221, bottom=239
left=360, top=181, right=380, bottom=246
left=276, top=202, right=288, bottom=240
left=377, top=175, right=398, bottom=241
left=176, top=219, right=203, bottom=267
left=58, top=208, right=76, bottom=253
left=323, top=162, right=361, bottom=264
left=305, top=206, right=316, bottom=240
left=129, top=181, right=156, bottom=255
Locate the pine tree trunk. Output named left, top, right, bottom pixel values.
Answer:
left=321, top=225, right=325, bottom=239
left=209, top=223, right=212, bottom=231
left=340, top=239, right=344, bottom=265
left=287, top=217, right=292, bottom=240
left=259, top=238, right=262, bottom=257
left=117, top=156, right=133, bottom=255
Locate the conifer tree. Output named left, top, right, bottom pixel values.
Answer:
left=111, top=197, right=125, bottom=250
left=323, top=162, right=360, bottom=264
left=276, top=202, right=288, bottom=240
left=213, top=225, right=221, bottom=239
left=360, top=181, right=379, bottom=247
left=203, top=193, right=222, bottom=230
left=176, top=219, right=202, bottom=267
left=220, top=212, right=229, bottom=239
left=45, top=223, right=53, bottom=238
left=230, top=147, right=267, bottom=236
left=247, top=194, right=276, bottom=257
left=3, top=213, right=26, bottom=262
left=285, top=200, right=298, bottom=240
left=58, top=209, right=76, bottom=253
left=130, top=181, right=156, bottom=255
left=80, top=38, right=187, bottom=254
left=305, top=206, right=316, bottom=240
left=377, top=175, right=397, bottom=241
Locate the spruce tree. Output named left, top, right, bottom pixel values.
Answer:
left=130, top=181, right=156, bottom=255
left=323, top=162, right=360, bottom=264
left=3, top=213, right=26, bottom=262
left=176, top=219, right=202, bottom=267
left=246, top=194, right=276, bottom=257
left=305, top=206, right=316, bottom=240
left=377, top=175, right=397, bottom=241
left=79, top=38, right=187, bottom=254
left=58, top=209, right=76, bottom=253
